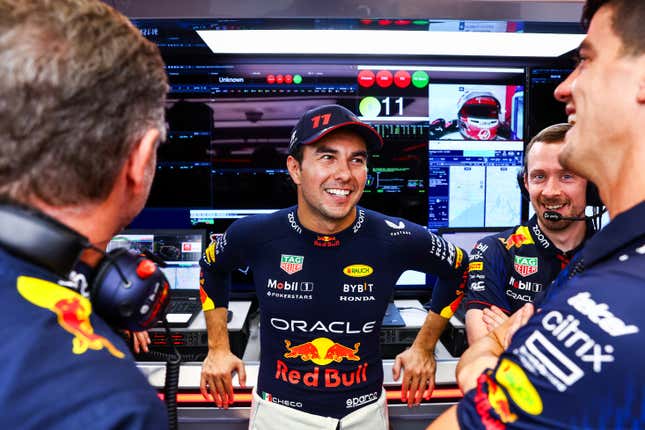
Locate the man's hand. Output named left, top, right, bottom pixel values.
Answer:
left=122, top=330, right=151, bottom=354
left=482, top=305, right=509, bottom=334
left=132, top=330, right=151, bottom=354
left=200, top=349, right=246, bottom=408
left=392, top=345, right=436, bottom=407
left=456, top=302, right=535, bottom=393
left=495, top=302, right=534, bottom=349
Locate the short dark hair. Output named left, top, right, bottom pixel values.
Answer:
left=582, top=0, right=645, bottom=56
left=0, top=0, right=168, bottom=205
left=523, top=123, right=571, bottom=171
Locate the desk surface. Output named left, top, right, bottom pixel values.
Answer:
left=157, top=301, right=252, bottom=332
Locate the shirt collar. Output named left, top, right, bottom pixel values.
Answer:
left=582, top=200, right=645, bottom=267
left=528, top=214, right=595, bottom=257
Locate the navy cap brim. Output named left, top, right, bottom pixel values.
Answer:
left=297, top=121, right=383, bottom=153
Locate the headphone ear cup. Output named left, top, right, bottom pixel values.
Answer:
left=92, top=248, right=169, bottom=331
left=585, top=181, right=603, bottom=207
left=517, top=169, right=529, bottom=201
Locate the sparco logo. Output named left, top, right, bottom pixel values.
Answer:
left=288, top=211, right=302, bottom=234
left=268, top=279, right=314, bottom=292
left=346, top=391, right=379, bottom=409
left=352, top=209, right=365, bottom=233
left=532, top=224, right=549, bottom=248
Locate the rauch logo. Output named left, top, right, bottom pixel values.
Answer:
left=343, top=264, right=373, bottom=278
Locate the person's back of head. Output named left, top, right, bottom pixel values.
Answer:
left=0, top=0, right=168, bottom=207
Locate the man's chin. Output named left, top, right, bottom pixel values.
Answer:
left=540, top=216, right=573, bottom=231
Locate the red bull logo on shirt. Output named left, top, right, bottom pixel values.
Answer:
left=17, top=276, right=125, bottom=358
left=277, top=337, right=367, bottom=388
left=314, top=235, right=340, bottom=247
left=283, top=337, right=360, bottom=364
left=499, top=226, right=535, bottom=250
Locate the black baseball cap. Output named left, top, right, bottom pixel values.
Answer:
left=288, top=104, right=383, bottom=155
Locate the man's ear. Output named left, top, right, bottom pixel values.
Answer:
left=286, top=155, right=302, bottom=185
left=126, top=128, right=160, bottom=191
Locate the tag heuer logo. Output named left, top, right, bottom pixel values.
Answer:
left=514, top=256, right=538, bottom=277
left=280, top=254, right=304, bottom=275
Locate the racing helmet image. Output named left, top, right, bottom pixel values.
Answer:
left=457, top=91, right=501, bottom=140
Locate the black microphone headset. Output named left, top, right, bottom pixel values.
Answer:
left=0, top=203, right=169, bottom=331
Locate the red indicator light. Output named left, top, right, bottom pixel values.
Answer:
left=276, top=74, right=284, bottom=84
left=266, top=74, right=275, bottom=84
left=136, top=259, right=156, bottom=279
left=284, top=74, right=293, bottom=84
left=357, top=70, right=376, bottom=88
left=376, top=70, right=393, bottom=88
left=394, top=70, right=411, bottom=88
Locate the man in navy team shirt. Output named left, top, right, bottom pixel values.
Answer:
left=199, top=104, right=469, bottom=429
left=429, top=0, right=645, bottom=428
left=0, top=0, right=169, bottom=428
left=464, top=123, right=596, bottom=344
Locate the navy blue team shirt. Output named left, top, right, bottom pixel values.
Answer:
left=200, top=206, right=468, bottom=418
left=457, top=201, right=645, bottom=429
left=0, top=247, right=168, bottom=429
left=465, top=216, right=594, bottom=314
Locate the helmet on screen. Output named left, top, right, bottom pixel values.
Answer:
left=457, top=92, right=501, bottom=140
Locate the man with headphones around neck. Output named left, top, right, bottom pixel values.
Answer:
left=0, top=0, right=169, bottom=428
left=464, top=123, right=596, bottom=344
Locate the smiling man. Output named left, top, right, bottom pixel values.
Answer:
left=428, top=0, right=645, bottom=428
left=464, top=123, right=596, bottom=343
left=198, top=104, right=469, bottom=429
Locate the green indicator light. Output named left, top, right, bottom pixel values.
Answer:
left=412, top=20, right=428, bottom=25
left=411, top=71, right=429, bottom=88
left=359, top=96, right=381, bottom=118
left=293, top=74, right=303, bottom=84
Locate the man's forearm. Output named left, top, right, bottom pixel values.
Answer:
left=204, top=307, right=232, bottom=352
left=456, top=327, right=504, bottom=393
left=412, top=310, right=448, bottom=351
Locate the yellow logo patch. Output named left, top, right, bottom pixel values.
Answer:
left=469, top=261, right=483, bottom=271
left=204, top=241, right=217, bottom=264
left=342, top=264, right=374, bottom=277
left=495, top=358, right=543, bottom=416
left=18, top=276, right=124, bottom=358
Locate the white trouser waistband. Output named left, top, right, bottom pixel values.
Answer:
left=248, top=388, right=388, bottom=430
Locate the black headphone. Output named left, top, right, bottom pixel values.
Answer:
left=516, top=169, right=603, bottom=207
left=0, top=203, right=169, bottom=331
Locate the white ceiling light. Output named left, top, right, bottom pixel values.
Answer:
left=197, top=29, right=583, bottom=57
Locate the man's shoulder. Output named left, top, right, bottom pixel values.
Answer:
left=227, top=207, right=296, bottom=238
left=0, top=246, right=54, bottom=280
left=582, top=240, right=645, bottom=288
left=359, top=207, right=428, bottom=238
